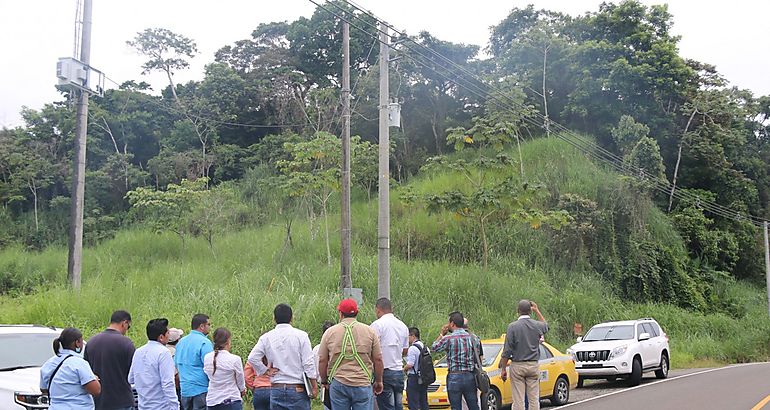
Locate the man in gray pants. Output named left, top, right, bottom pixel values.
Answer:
left=499, top=300, right=548, bottom=410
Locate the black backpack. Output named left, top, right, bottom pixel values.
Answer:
left=416, top=342, right=436, bottom=385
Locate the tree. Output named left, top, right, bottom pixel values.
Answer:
left=424, top=116, right=569, bottom=269
left=491, top=6, right=572, bottom=135
left=125, top=178, right=207, bottom=246
left=127, top=28, right=198, bottom=104
left=611, top=115, right=650, bottom=156
left=278, top=132, right=342, bottom=266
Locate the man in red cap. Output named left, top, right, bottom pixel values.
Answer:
left=317, top=299, right=384, bottom=410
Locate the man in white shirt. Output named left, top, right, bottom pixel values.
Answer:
left=129, top=318, right=180, bottom=410
left=247, top=303, right=318, bottom=410
left=370, top=297, right=409, bottom=410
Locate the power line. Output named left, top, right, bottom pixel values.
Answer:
left=312, top=0, right=768, bottom=227
left=337, top=0, right=769, bottom=227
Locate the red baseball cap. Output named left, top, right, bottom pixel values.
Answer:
left=337, top=298, right=359, bottom=315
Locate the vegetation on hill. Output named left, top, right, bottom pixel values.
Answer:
left=0, top=0, right=769, bottom=372
left=1, top=137, right=768, bottom=368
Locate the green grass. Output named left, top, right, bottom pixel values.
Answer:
left=1, top=136, right=769, bottom=369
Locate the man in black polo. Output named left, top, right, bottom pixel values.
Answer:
left=499, top=301, right=548, bottom=410
left=84, top=310, right=136, bottom=410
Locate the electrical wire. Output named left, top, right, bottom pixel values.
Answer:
left=310, top=0, right=768, bottom=227
left=336, top=0, right=769, bottom=226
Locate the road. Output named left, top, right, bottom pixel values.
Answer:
left=558, top=362, right=770, bottom=410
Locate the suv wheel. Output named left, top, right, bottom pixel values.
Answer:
left=627, top=357, right=642, bottom=387
left=576, top=376, right=585, bottom=388
left=655, top=353, right=669, bottom=379
left=551, top=376, right=570, bottom=406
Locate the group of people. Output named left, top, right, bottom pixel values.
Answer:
left=39, top=298, right=547, bottom=410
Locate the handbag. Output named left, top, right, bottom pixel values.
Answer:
left=471, top=340, right=490, bottom=394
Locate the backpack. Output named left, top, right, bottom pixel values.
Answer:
left=416, top=342, right=436, bottom=385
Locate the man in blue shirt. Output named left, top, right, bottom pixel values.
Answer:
left=174, top=313, right=213, bottom=410
left=129, top=318, right=179, bottom=410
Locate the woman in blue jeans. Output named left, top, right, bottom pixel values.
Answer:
left=203, top=328, right=246, bottom=410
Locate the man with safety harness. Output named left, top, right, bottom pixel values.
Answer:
left=318, top=298, right=384, bottom=410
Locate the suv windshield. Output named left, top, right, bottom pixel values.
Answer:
left=583, top=325, right=634, bottom=341
left=435, top=344, right=502, bottom=368
left=0, top=333, right=58, bottom=370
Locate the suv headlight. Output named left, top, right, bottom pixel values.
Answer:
left=566, top=348, right=576, bottom=361
left=15, top=392, right=49, bottom=408
left=608, top=345, right=628, bottom=360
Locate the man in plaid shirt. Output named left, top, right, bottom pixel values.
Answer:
left=431, top=312, right=480, bottom=410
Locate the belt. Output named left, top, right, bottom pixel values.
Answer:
left=272, top=383, right=305, bottom=389
left=448, top=370, right=472, bottom=374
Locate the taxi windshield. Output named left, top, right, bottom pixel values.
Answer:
left=435, top=343, right=502, bottom=368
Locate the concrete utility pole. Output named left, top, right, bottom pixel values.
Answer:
left=340, top=20, right=352, bottom=292
left=67, top=0, right=92, bottom=290
left=377, top=22, right=391, bottom=299
left=764, top=221, right=770, bottom=317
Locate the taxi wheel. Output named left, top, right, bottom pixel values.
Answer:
left=551, top=376, right=570, bottom=406
left=486, top=388, right=501, bottom=410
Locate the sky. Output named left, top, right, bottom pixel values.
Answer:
left=0, top=0, right=768, bottom=128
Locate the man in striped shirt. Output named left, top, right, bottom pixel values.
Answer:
left=431, top=312, right=480, bottom=410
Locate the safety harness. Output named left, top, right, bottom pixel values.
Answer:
left=328, top=320, right=373, bottom=383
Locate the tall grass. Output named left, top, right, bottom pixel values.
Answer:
left=1, top=136, right=768, bottom=368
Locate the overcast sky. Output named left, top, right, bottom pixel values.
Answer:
left=0, top=0, right=767, bottom=128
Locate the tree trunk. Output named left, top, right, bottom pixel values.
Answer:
left=165, top=69, right=180, bottom=105
left=29, top=179, right=38, bottom=232
left=431, top=112, right=442, bottom=154
left=668, top=108, right=697, bottom=212
left=323, top=195, right=331, bottom=267
left=542, top=44, right=551, bottom=137
left=480, top=217, right=488, bottom=270
left=515, top=132, right=525, bottom=178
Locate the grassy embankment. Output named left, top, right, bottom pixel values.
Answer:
left=0, top=137, right=768, bottom=370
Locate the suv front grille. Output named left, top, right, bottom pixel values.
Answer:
left=577, top=350, right=610, bottom=362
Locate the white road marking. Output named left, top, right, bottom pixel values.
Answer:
left=560, top=362, right=770, bottom=408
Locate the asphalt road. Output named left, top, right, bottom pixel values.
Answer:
left=558, top=363, right=770, bottom=410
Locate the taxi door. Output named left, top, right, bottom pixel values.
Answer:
left=498, top=351, right=513, bottom=405
left=538, top=343, right=557, bottom=397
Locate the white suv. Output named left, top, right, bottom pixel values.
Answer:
left=567, top=318, right=669, bottom=387
left=0, top=325, right=62, bottom=410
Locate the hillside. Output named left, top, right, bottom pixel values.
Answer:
left=1, top=137, right=769, bottom=367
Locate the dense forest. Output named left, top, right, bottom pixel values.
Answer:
left=1, top=0, right=769, bottom=312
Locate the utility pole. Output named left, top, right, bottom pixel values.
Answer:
left=67, top=0, right=92, bottom=290
left=764, top=221, right=770, bottom=317
left=340, top=20, right=352, bottom=292
left=377, top=22, right=391, bottom=299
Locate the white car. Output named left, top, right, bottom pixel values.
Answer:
left=0, top=325, right=61, bottom=410
left=567, top=318, right=669, bottom=387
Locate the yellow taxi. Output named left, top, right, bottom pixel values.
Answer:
left=404, top=336, right=578, bottom=409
